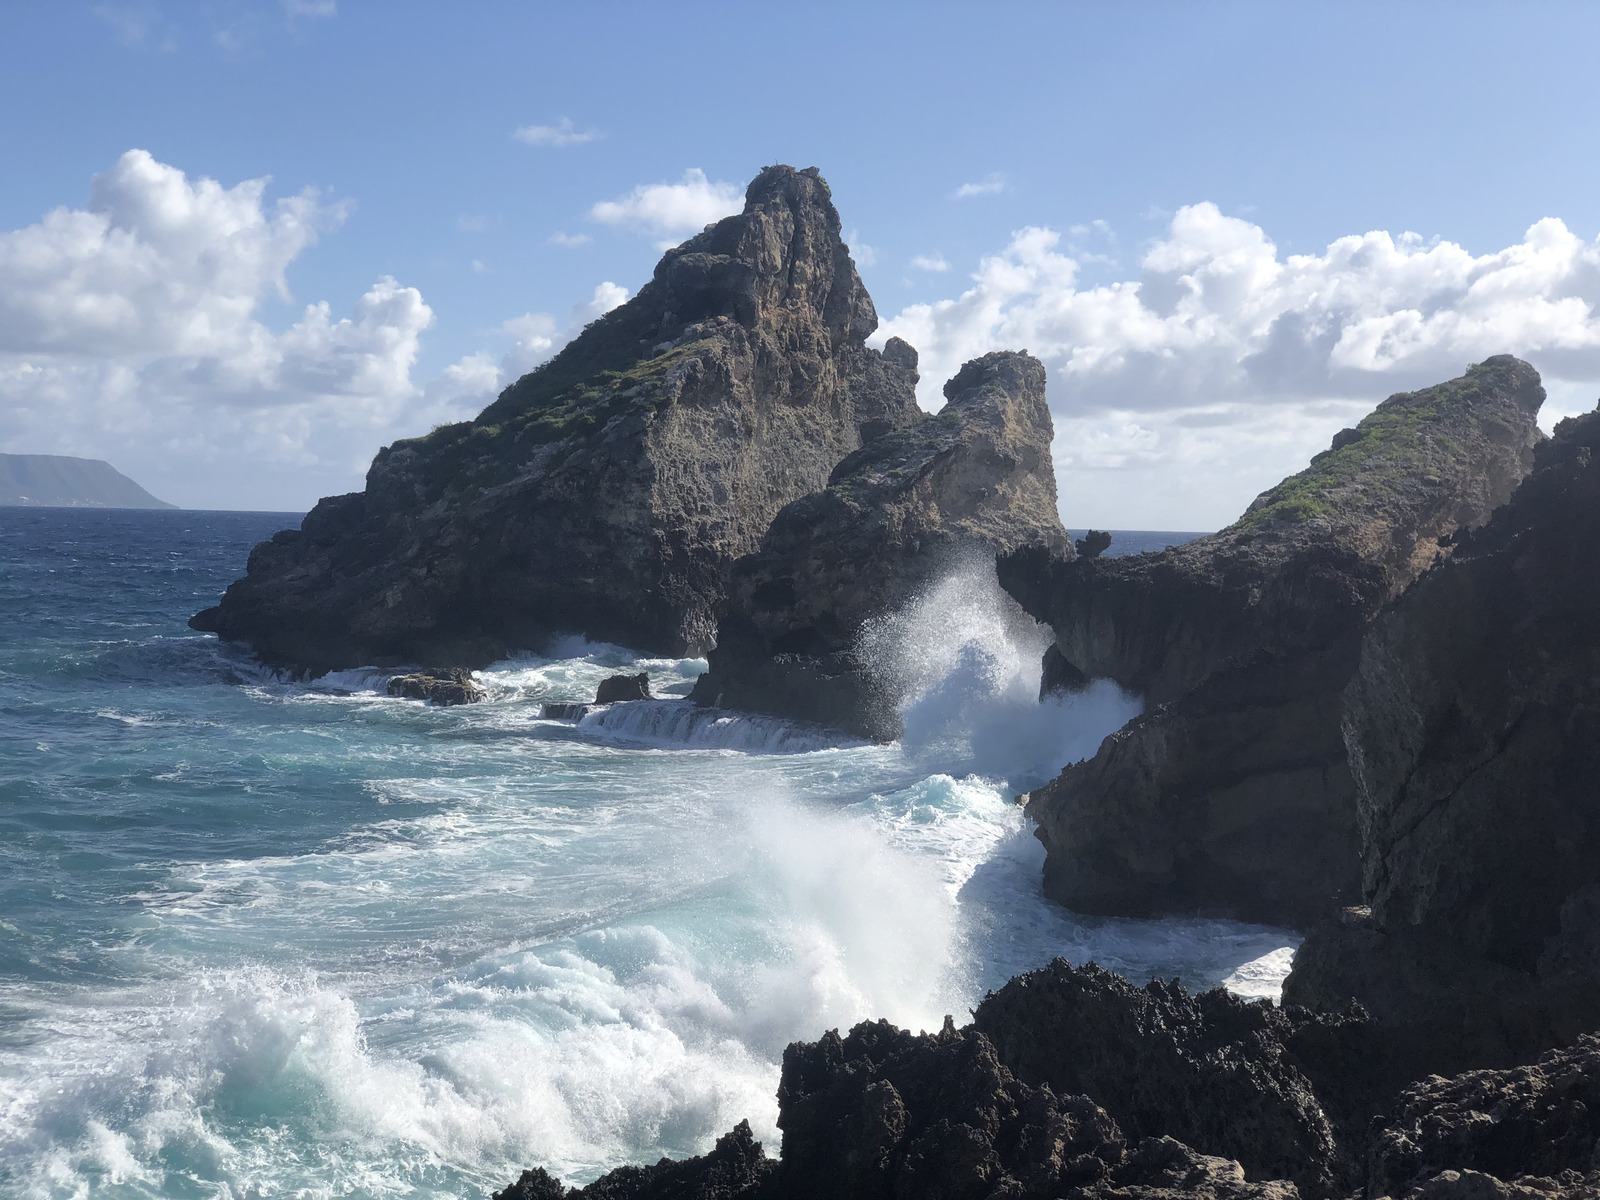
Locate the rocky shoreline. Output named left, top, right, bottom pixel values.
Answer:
left=182, top=166, right=1600, bottom=1199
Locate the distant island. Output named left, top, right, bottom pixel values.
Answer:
left=0, top=454, right=176, bottom=509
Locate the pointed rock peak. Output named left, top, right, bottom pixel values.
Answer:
left=654, top=163, right=876, bottom=342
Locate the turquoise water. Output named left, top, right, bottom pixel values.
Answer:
left=0, top=509, right=1292, bottom=1198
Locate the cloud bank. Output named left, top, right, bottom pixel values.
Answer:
left=0, top=150, right=625, bottom=510
left=878, top=204, right=1600, bottom=528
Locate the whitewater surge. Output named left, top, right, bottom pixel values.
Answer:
left=0, top=511, right=1293, bottom=1199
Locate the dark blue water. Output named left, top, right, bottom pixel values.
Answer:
left=0, top=509, right=1282, bottom=1199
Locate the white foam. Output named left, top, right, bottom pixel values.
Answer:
left=573, top=700, right=856, bottom=754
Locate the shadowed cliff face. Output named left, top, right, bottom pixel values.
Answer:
left=690, top=351, right=1069, bottom=739
left=1285, top=405, right=1600, bottom=1073
left=190, top=166, right=921, bottom=671
left=999, top=357, right=1546, bottom=925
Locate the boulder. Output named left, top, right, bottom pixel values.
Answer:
left=690, top=350, right=1068, bottom=739
left=384, top=667, right=483, bottom=705
left=1284, top=405, right=1600, bottom=1071
left=1074, top=529, right=1112, bottom=559
left=190, top=166, right=921, bottom=672
left=972, top=960, right=1351, bottom=1196
left=999, top=357, right=1546, bottom=924
left=594, top=673, right=651, bottom=703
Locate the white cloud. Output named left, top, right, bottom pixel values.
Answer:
left=513, top=117, right=600, bottom=148
left=282, top=0, right=336, bottom=16
left=954, top=173, right=1007, bottom=199
left=910, top=253, right=950, bottom=273
left=588, top=168, right=743, bottom=239
left=548, top=231, right=591, bottom=247
left=0, top=150, right=638, bottom=510
left=879, top=204, right=1600, bottom=527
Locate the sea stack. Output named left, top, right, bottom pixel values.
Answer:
left=191, top=166, right=921, bottom=672
left=690, top=351, right=1069, bottom=740
left=998, top=357, right=1547, bottom=925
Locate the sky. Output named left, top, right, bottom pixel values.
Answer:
left=1, top=1, right=1598, bottom=527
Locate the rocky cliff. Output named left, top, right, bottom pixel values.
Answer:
left=1284, top=403, right=1600, bottom=1073
left=689, top=351, right=1068, bottom=739
left=999, top=357, right=1546, bottom=924
left=191, top=166, right=920, bottom=672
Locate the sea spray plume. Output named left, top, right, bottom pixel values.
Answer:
left=692, top=350, right=1069, bottom=739
left=191, top=165, right=921, bottom=672
left=855, top=555, right=1140, bottom=786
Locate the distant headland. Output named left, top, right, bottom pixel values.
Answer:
left=0, top=454, right=176, bottom=509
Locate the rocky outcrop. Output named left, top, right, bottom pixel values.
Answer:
left=594, top=673, right=652, bottom=703
left=689, top=351, right=1068, bottom=739
left=492, top=956, right=1600, bottom=1198
left=191, top=166, right=920, bottom=672
left=999, top=358, right=1546, bottom=924
left=1366, top=1034, right=1600, bottom=1199
left=972, top=961, right=1354, bottom=1196
left=1284, top=405, right=1600, bottom=1072
left=385, top=667, right=483, bottom=705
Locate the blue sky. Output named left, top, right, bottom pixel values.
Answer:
left=2, top=1, right=1598, bottom=524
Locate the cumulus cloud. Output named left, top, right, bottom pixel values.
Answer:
left=589, top=168, right=743, bottom=242
left=513, top=117, right=600, bottom=148
left=548, top=231, right=591, bottom=247
left=910, top=254, right=950, bottom=273
left=878, top=204, right=1600, bottom=527
left=954, top=174, right=1007, bottom=199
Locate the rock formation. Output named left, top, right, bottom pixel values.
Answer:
left=594, top=673, right=652, bottom=703
left=384, top=667, right=483, bottom=705
left=1284, top=404, right=1600, bottom=1073
left=689, top=351, right=1068, bottom=739
left=191, top=166, right=920, bottom=672
left=493, top=959, right=1600, bottom=1199
left=998, top=357, right=1546, bottom=924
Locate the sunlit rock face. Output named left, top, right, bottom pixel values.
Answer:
left=999, top=356, right=1547, bottom=926
left=691, top=350, right=1069, bottom=740
left=191, top=165, right=921, bottom=671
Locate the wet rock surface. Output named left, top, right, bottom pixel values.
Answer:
left=384, top=667, right=483, bottom=705
left=690, top=350, right=1068, bottom=739
left=999, top=357, right=1546, bottom=924
left=594, top=673, right=652, bottom=703
left=1285, top=406, right=1600, bottom=1072
left=191, top=166, right=920, bottom=671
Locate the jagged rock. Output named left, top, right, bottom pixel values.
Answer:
left=1284, top=405, right=1600, bottom=1071
left=595, top=673, right=651, bottom=703
left=1074, top=530, right=1112, bottom=559
left=540, top=702, right=595, bottom=720
left=1365, top=1035, right=1600, bottom=1199
left=384, top=667, right=483, bottom=705
left=973, top=960, right=1349, bottom=1197
left=1068, top=1137, right=1300, bottom=1198
left=490, top=1122, right=774, bottom=1200
left=998, top=358, right=1545, bottom=924
left=190, top=166, right=920, bottom=672
left=690, top=350, right=1069, bottom=739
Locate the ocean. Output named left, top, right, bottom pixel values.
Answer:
left=0, top=508, right=1295, bottom=1199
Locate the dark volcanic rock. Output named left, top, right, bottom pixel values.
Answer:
left=1284, top=405, right=1600, bottom=1072
left=1074, top=529, right=1112, bottom=559
left=594, top=673, right=652, bottom=703
left=190, top=166, right=920, bottom=672
left=384, top=667, right=483, bottom=705
left=492, top=1121, right=774, bottom=1200
left=690, top=350, right=1068, bottom=739
left=999, top=357, right=1545, bottom=923
left=1366, top=1035, right=1600, bottom=1199
left=973, top=960, right=1348, bottom=1196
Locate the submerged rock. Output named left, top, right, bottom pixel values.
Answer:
left=1285, top=405, right=1600, bottom=1073
left=190, top=166, right=920, bottom=672
left=384, top=667, right=483, bottom=705
left=690, top=350, right=1068, bottom=739
left=594, top=673, right=651, bottom=703
left=998, top=357, right=1546, bottom=924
